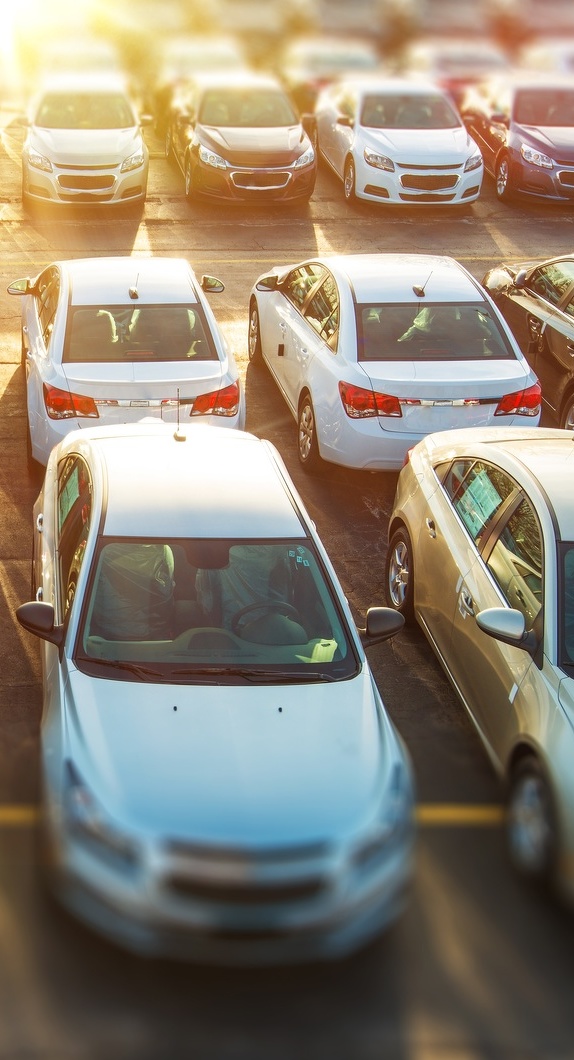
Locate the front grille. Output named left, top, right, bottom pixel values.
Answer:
left=397, top=162, right=463, bottom=171
left=558, top=171, right=574, bottom=188
left=165, top=875, right=327, bottom=905
left=401, top=174, right=458, bottom=190
left=58, top=174, right=115, bottom=190
left=231, top=170, right=290, bottom=190
left=399, top=192, right=457, bottom=202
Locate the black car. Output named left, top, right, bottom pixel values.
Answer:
left=459, top=74, right=574, bottom=203
left=483, top=254, right=574, bottom=428
left=165, top=71, right=317, bottom=205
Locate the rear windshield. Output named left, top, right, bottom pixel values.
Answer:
left=357, top=302, right=515, bottom=361
left=63, top=305, right=218, bottom=363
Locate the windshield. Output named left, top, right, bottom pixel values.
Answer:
left=514, top=88, right=574, bottom=126
left=361, top=93, right=461, bottom=129
left=34, top=92, right=136, bottom=129
left=357, top=302, right=515, bottom=361
left=63, top=305, right=218, bottom=363
left=198, top=88, right=298, bottom=127
left=76, top=539, right=358, bottom=683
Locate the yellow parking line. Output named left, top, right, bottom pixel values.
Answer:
left=0, top=804, right=505, bottom=829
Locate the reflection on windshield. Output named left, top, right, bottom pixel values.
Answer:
left=199, top=89, right=297, bottom=127
left=63, top=305, right=217, bottom=363
left=77, top=539, right=357, bottom=682
left=361, top=93, right=460, bottom=129
left=515, top=89, right=574, bottom=126
left=35, top=92, right=135, bottom=129
left=358, top=302, right=513, bottom=362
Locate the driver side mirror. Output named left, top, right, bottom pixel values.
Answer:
left=16, top=601, right=64, bottom=648
left=358, top=606, right=404, bottom=648
left=337, top=114, right=354, bottom=128
left=7, top=277, right=34, bottom=296
left=201, top=275, right=225, bottom=293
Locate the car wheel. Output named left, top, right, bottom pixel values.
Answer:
left=385, top=527, right=415, bottom=624
left=560, top=393, right=574, bottom=431
left=507, top=756, right=558, bottom=888
left=184, top=155, right=194, bottom=201
left=343, top=157, right=356, bottom=202
left=495, top=153, right=513, bottom=202
left=298, top=392, right=321, bottom=471
left=248, top=299, right=262, bottom=364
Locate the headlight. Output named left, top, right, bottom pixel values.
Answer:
left=120, top=148, right=145, bottom=173
left=521, top=143, right=553, bottom=170
left=364, top=148, right=395, bottom=172
left=292, top=144, right=315, bottom=169
left=352, top=763, right=415, bottom=875
left=464, top=151, right=483, bottom=173
left=199, top=144, right=227, bottom=170
left=64, top=761, right=140, bottom=871
left=28, top=150, right=52, bottom=173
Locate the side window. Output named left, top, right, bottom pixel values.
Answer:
left=484, top=497, right=543, bottom=628
left=283, top=264, right=326, bottom=310
left=561, top=545, right=574, bottom=667
left=443, top=459, right=517, bottom=547
left=37, top=268, right=60, bottom=349
left=57, top=456, right=92, bottom=616
left=303, top=273, right=339, bottom=347
left=527, top=261, right=574, bottom=307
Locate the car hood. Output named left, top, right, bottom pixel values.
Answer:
left=514, top=123, right=574, bottom=160
left=64, top=668, right=388, bottom=844
left=363, top=125, right=477, bottom=163
left=199, top=124, right=310, bottom=166
left=28, top=127, right=143, bottom=165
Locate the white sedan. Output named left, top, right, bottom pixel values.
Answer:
left=248, top=253, right=541, bottom=471
left=313, top=76, right=483, bottom=205
left=8, top=255, right=245, bottom=468
left=17, top=422, right=413, bottom=964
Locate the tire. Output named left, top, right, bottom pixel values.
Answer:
left=343, top=157, right=356, bottom=203
left=385, top=526, right=415, bottom=624
left=248, top=299, right=262, bottom=364
left=495, top=153, right=513, bottom=202
left=560, top=393, right=574, bottom=431
left=165, top=124, right=174, bottom=161
left=297, top=392, right=321, bottom=472
left=507, top=756, right=558, bottom=888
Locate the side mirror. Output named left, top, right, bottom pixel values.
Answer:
left=201, top=275, right=225, bottom=293
left=476, top=607, right=539, bottom=656
left=16, top=601, right=64, bottom=648
left=256, top=275, right=279, bottom=292
left=358, top=606, right=404, bottom=648
left=337, top=114, right=354, bottom=128
left=490, top=111, right=509, bottom=126
left=513, top=268, right=528, bottom=290
left=7, top=277, right=33, bottom=296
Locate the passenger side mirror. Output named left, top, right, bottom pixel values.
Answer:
left=476, top=607, right=539, bottom=657
left=337, top=114, right=354, bottom=128
left=358, top=606, right=404, bottom=648
left=201, top=275, right=225, bottom=293
left=513, top=269, right=528, bottom=290
left=256, top=275, right=279, bottom=292
left=7, top=277, right=33, bottom=296
left=16, top=601, right=64, bottom=648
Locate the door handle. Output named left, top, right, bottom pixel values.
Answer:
left=279, top=322, right=287, bottom=333
left=35, top=586, right=43, bottom=602
left=458, top=587, right=475, bottom=617
left=425, top=518, right=436, bottom=538
left=36, top=514, right=43, bottom=533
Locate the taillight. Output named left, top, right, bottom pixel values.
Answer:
left=43, top=385, right=98, bottom=420
left=339, top=381, right=420, bottom=419
left=190, top=382, right=240, bottom=418
left=495, top=382, right=541, bottom=417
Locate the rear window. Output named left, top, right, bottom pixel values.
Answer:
left=63, top=305, right=218, bottom=363
left=357, top=302, right=515, bottom=362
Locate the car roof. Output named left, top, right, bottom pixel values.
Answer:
left=70, top=424, right=307, bottom=539
left=423, top=427, right=574, bottom=538
left=300, top=254, right=484, bottom=304
left=54, top=257, right=201, bottom=306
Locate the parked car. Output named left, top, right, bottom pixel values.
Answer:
left=17, top=421, right=413, bottom=963
left=515, top=36, right=574, bottom=76
left=397, top=35, right=510, bottom=109
left=165, top=71, right=317, bottom=205
left=277, top=35, right=383, bottom=115
left=459, top=74, right=574, bottom=203
left=314, top=76, right=483, bottom=206
left=385, top=425, right=574, bottom=903
left=20, top=74, right=151, bottom=210
left=248, top=253, right=541, bottom=471
left=7, top=256, right=244, bottom=468
left=482, top=253, right=574, bottom=429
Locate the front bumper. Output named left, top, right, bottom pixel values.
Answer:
left=190, top=160, right=316, bottom=203
left=22, top=159, right=148, bottom=206
left=355, top=156, right=483, bottom=205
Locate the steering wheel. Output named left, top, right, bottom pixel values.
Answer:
left=231, top=601, right=303, bottom=636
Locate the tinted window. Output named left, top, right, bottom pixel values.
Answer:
left=561, top=544, right=574, bottom=667
left=527, top=261, right=574, bottom=306
left=63, top=305, right=217, bottom=363
left=485, top=497, right=543, bottom=627
left=198, top=88, right=297, bottom=127
left=357, top=302, right=513, bottom=361
left=514, top=88, right=574, bottom=126
left=35, top=92, right=135, bottom=129
left=361, top=92, right=460, bottom=129
left=284, top=264, right=326, bottom=309
left=304, top=274, right=339, bottom=346
left=443, top=459, right=517, bottom=546
left=57, top=456, right=92, bottom=616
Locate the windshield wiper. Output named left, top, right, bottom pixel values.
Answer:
left=95, top=659, right=167, bottom=681
left=169, top=666, right=337, bottom=683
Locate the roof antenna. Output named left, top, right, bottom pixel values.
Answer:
left=174, top=387, right=186, bottom=442
left=413, top=270, right=432, bottom=298
left=129, top=275, right=139, bottom=300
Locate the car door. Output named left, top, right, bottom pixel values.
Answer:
left=329, top=86, right=356, bottom=178
left=502, top=259, right=574, bottom=418
left=448, top=472, right=542, bottom=758
left=24, top=267, right=62, bottom=448
left=265, top=264, right=328, bottom=412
